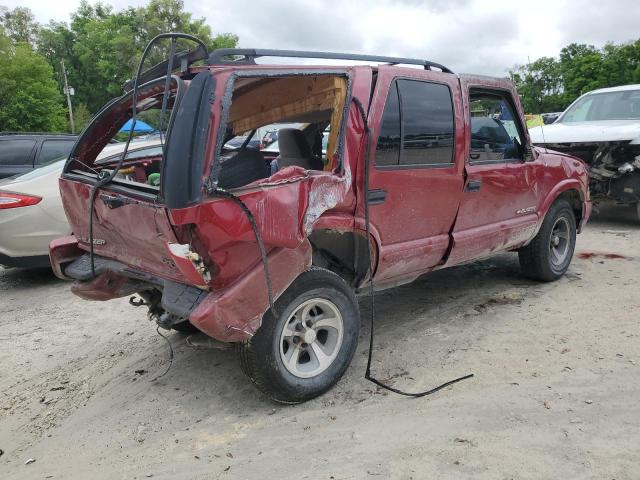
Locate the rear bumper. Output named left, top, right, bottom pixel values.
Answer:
left=50, top=236, right=312, bottom=342
left=49, top=235, right=85, bottom=280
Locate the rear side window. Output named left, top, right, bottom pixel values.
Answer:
left=0, top=139, right=36, bottom=166
left=398, top=80, right=454, bottom=166
left=37, top=139, right=75, bottom=165
left=375, top=79, right=455, bottom=167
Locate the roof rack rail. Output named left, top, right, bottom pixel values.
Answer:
left=207, top=48, right=454, bottom=74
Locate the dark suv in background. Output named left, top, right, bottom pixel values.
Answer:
left=0, top=133, right=77, bottom=179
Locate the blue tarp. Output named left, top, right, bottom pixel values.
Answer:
left=119, top=119, right=154, bottom=133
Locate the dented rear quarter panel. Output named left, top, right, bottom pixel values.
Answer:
left=165, top=67, right=372, bottom=338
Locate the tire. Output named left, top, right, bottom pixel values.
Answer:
left=519, top=199, right=576, bottom=282
left=636, top=202, right=640, bottom=224
left=238, top=267, right=360, bottom=404
left=171, top=320, right=199, bottom=334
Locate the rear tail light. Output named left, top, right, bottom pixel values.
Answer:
left=0, top=192, right=42, bottom=209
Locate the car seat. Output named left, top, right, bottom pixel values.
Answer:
left=218, top=149, right=269, bottom=189
left=275, top=128, right=324, bottom=171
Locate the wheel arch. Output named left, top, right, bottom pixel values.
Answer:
left=537, top=180, right=586, bottom=234
left=308, top=227, right=374, bottom=288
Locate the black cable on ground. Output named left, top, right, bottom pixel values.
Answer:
left=153, top=326, right=174, bottom=381
left=351, top=96, right=474, bottom=397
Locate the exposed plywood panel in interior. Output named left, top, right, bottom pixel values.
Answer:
left=326, top=77, right=347, bottom=169
left=231, top=90, right=335, bottom=134
left=228, top=75, right=347, bottom=166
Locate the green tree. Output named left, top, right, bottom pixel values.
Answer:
left=510, top=57, right=567, bottom=113
left=0, top=5, right=39, bottom=46
left=558, top=43, right=605, bottom=99
left=37, top=0, right=239, bottom=113
left=73, top=102, right=93, bottom=133
left=511, top=39, right=640, bottom=113
left=0, top=33, right=67, bottom=131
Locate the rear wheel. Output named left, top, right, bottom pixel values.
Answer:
left=519, top=199, right=576, bottom=282
left=238, top=267, right=360, bottom=404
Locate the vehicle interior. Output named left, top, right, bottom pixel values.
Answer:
left=214, top=74, right=347, bottom=189
left=66, top=79, right=179, bottom=194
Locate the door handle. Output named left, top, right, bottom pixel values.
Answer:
left=100, top=193, right=133, bottom=209
left=367, top=189, right=387, bottom=205
left=465, top=179, right=482, bottom=192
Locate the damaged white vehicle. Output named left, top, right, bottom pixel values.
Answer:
left=530, top=84, right=640, bottom=221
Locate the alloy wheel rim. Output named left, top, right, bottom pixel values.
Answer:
left=279, top=298, right=344, bottom=379
left=549, top=217, right=571, bottom=267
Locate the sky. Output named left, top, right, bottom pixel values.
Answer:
left=6, top=0, right=640, bottom=76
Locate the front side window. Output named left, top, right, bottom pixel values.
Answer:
left=398, top=80, right=454, bottom=166
left=469, top=90, right=524, bottom=163
left=374, top=79, right=455, bottom=167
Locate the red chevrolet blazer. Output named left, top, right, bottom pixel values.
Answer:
left=50, top=41, right=591, bottom=403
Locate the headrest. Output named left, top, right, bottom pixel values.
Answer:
left=277, top=128, right=312, bottom=159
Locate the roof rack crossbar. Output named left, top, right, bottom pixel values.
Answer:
left=207, top=48, right=453, bottom=74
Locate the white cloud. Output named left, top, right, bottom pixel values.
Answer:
left=6, top=0, right=640, bottom=75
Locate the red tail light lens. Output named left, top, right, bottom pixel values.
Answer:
left=0, top=192, right=42, bottom=209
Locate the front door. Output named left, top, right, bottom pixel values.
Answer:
left=447, top=86, right=537, bottom=266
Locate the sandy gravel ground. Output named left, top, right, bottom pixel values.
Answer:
left=1, top=204, right=639, bottom=480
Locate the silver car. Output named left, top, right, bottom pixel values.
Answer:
left=0, top=141, right=161, bottom=268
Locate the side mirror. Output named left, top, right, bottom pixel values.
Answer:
left=543, top=114, right=559, bottom=125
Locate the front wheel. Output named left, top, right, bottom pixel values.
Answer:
left=519, top=199, right=577, bottom=282
left=238, top=267, right=360, bottom=404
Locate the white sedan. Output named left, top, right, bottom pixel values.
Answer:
left=0, top=159, right=68, bottom=268
left=0, top=140, right=161, bottom=269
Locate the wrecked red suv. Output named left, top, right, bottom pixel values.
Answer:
left=50, top=42, right=591, bottom=403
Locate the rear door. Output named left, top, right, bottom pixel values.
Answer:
left=367, top=67, right=465, bottom=283
left=446, top=82, right=538, bottom=265
left=0, top=138, right=37, bottom=178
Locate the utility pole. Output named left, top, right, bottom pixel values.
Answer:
left=61, top=59, right=75, bottom=134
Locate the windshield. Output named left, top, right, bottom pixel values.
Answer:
left=561, top=89, right=640, bottom=122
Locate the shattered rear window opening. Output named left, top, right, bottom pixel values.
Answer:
left=65, top=77, right=183, bottom=194
left=211, top=72, right=350, bottom=191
